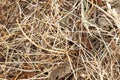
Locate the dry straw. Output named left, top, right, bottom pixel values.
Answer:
left=0, top=0, right=120, bottom=80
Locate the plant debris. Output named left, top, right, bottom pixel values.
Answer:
left=0, top=0, right=120, bottom=80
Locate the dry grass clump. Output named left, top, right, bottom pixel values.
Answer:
left=0, top=0, right=120, bottom=80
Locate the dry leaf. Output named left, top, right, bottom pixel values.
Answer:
left=50, top=63, right=71, bottom=80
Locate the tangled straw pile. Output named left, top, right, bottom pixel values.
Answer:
left=0, top=0, right=120, bottom=80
